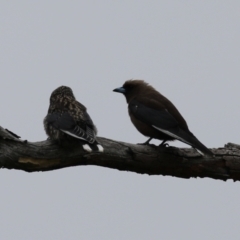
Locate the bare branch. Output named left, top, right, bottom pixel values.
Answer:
left=0, top=127, right=239, bottom=181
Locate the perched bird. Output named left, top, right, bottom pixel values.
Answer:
left=113, top=80, right=213, bottom=156
left=44, top=86, right=103, bottom=152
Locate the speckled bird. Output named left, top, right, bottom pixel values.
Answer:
left=44, top=86, right=103, bottom=152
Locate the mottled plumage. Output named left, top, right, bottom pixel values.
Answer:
left=44, top=86, right=103, bottom=152
left=113, top=80, right=213, bottom=156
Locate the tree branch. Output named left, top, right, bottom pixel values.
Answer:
left=0, top=126, right=239, bottom=181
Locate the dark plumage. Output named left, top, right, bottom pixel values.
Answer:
left=113, top=80, right=213, bottom=156
left=44, top=86, right=103, bottom=152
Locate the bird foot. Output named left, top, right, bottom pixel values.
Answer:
left=158, top=140, right=169, bottom=148
left=159, top=143, right=169, bottom=148
left=137, top=138, right=153, bottom=145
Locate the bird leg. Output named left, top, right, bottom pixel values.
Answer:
left=138, top=137, right=153, bottom=145
left=159, top=140, right=169, bottom=147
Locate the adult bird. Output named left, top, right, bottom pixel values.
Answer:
left=44, top=86, right=103, bottom=152
left=113, top=80, right=213, bottom=156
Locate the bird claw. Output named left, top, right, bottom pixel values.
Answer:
left=159, top=143, right=169, bottom=147
left=137, top=138, right=153, bottom=145
left=159, top=140, right=169, bottom=148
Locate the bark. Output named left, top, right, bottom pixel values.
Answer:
left=0, top=126, right=239, bottom=181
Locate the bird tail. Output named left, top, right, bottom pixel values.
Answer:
left=175, top=128, right=213, bottom=156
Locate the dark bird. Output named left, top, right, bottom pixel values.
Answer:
left=44, top=86, right=103, bottom=152
left=113, top=80, right=213, bottom=156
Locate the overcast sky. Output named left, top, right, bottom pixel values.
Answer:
left=0, top=1, right=240, bottom=239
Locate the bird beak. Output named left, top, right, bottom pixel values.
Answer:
left=113, top=87, right=126, bottom=94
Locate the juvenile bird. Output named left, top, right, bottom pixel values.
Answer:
left=113, top=80, right=213, bottom=156
left=44, top=86, right=103, bottom=152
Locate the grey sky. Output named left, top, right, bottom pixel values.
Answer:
left=0, top=1, right=240, bottom=239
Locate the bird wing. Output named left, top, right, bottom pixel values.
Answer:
left=129, top=98, right=194, bottom=145
left=45, top=111, right=96, bottom=144
left=129, top=98, right=213, bottom=156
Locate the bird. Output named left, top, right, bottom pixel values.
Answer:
left=44, top=86, right=103, bottom=153
left=113, top=79, right=213, bottom=156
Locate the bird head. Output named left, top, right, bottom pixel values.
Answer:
left=113, top=80, right=152, bottom=103
left=50, top=86, right=75, bottom=103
